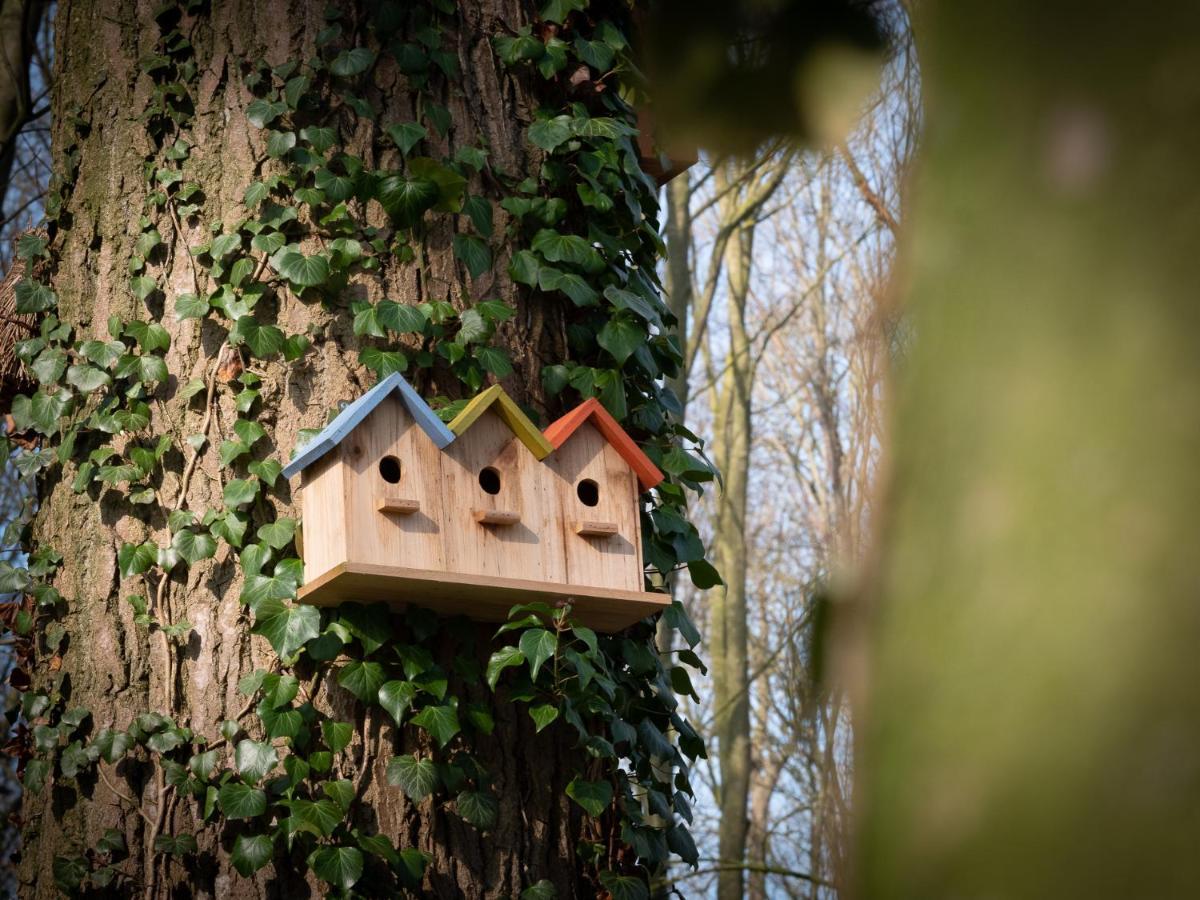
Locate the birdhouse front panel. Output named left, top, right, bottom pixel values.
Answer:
left=439, top=406, right=562, bottom=583
left=297, top=452, right=348, bottom=586
left=339, top=394, right=448, bottom=574
left=544, top=420, right=643, bottom=593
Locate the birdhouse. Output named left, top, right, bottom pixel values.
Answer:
left=282, top=374, right=668, bottom=632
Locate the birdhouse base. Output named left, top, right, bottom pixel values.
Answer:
left=298, top=562, right=671, bottom=633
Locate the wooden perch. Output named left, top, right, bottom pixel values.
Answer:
left=377, top=497, right=420, bottom=515
left=574, top=521, right=618, bottom=537
left=473, top=509, right=520, bottom=526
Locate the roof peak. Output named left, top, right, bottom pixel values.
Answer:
left=543, top=398, right=664, bottom=492
left=282, top=372, right=454, bottom=479
left=446, top=384, right=554, bottom=460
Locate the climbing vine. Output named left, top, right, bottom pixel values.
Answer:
left=2, top=0, right=716, bottom=896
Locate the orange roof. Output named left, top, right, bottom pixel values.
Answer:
left=543, top=398, right=664, bottom=492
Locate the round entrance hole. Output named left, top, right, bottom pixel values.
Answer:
left=479, top=466, right=501, bottom=495
left=577, top=478, right=600, bottom=507
left=378, top=455, right=402, bottom=484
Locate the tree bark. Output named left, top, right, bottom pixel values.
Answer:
left=856, top=2, right=1200, bottom=898
left=18, top=1, right=592, bottom=896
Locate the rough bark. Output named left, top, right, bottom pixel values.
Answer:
left=18, top=1, right=589, bottom=896
left=856, top=2, right=1200, bottom=898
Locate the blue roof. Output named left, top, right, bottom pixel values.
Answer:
left=282, top=373, right=455, bottom=479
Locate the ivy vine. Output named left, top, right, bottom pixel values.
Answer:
left=2, top=0, right=717, bottom=897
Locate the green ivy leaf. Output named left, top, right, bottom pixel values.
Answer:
left=252, top=599, right=319, bottom=659
left=322, top=720, right=354, bottom=754
left=521, top=880, right=558, bottom=900
left=275, top=250, right=330, bottom=288
left=337, top=660, right=386, bottom=704
left=14, top=279, right=56, bottom=312
left=378, top=680, right=417, bottom=725
left=330, top=47, right=376, bottom=77
left=386, top=753, right=439, bottom=801
left=485, top=645, right=525, bottom=690
left=257, top=518, right=296, bottom=550
left=518, top=628, right=557, bottom=681
left=410, top=703, right=460, bottom=748
left=377, top=300, right=428, bottom=333
left=231, top=833, right=274, bottom=877
left=117, top=541, right=157, bottom=578
left=456, top=790, right=499, bottom=830
left=65, top=363, right=111, bottom=392
left=266, top=130, right=297, bottom=158
left=538, top=267, right=598, bottom=306
left=597, top=315, right=645, bottom=366
left=566, top=776, right=613, bottom=817
left=529, top=703, right=559, bottom=732
left=223, top=478, right=259, bottom=507
left=531, top=228, right=603, bottom=272
left=308, top=846, right=363, bottom=892
left=235, top=738, right=278, bottom=784
left=171, top=529, right=217, bottom=565
left=154, top=833, right=198, bottom=855
left=377, top=175, right=439, bottom=228
left=528, top=115, right=572, bottom=152
left=232, top=317, right=286, bottom=357
left=246, top=98, right=286, bottom=128
left=599, top=870, right=649, bottom=900
left=359, top=347, right=408, bottom=377
left=453, top=233, right=491, bottom=279
left=386, top=121, right=427, bottom=155
left=509, top=249, right=540, bottom=286
left=475, top=346, right=513, bottom=378
left=219, top=781, right=267, bottom=819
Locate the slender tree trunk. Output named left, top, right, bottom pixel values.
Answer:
left=710, top=192, right=754, bottom=900
left=0, top=0, right=45, bottom=223
left=18, top=2, right=590, bottom=896
left=856, top=2, right=1200, bottom=897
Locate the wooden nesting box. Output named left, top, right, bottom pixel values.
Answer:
left=283, top=374, right=668, bottom=632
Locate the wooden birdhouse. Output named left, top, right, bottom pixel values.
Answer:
left=283, top=374, right=668, bottom=632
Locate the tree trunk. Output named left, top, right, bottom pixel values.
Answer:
left=17, top=1, right=598, bottom=896
left=856, top=2, right=1200, bottom=898
left=710, top=181, right=755, bottom=900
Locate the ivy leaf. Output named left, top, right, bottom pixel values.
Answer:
left=173, top=292, right=209, bottom=320
left=376, top=299, right=428, bottom=333
left=538, top=267, right=598, bottom=306
left=171, top=529, right=217, bottom=565
left=30, top=348, right=66, bottom=384
left=337, top=660, right=386, bottom=704
left=359, top=347, right=408, bottom=377
left=521, top=880, right=558, bottom=900
left=597, top=315, right=645, bottom=366
left=456, top=790, right=498, bottom=830
left=233, top=317, right=286, bottom=357
left=386, top=121, right=427, bottom=155
left=218, top=782, right=267, bottom=819
left=518, top=628, right=557, bottom=681
left=667, top=823, right=700, bottom=867
left=386, top=753, right=439, bottom=801
left=603, top=285, right=662, bottom=326
left=599, top=871, right=649, bottom=900
left=257, top=518, right=296, bottom=550
left=276, top=250, right=330, bottom=288
left=154, top=833, right=198, bottom=855
left=11, top=390, right=70, bottom=435
left=566, top=776, right=613, bottom=817
left=252, top=599, right=320, bottom=659
left=308, top=846, right=364, bottom=892
left=15, top=279, right=56, bottom=312
left=474, top=346, right=513, bottom=378
left=410, top=703, right=460, bottom=748
left=118, top=541, right=157, bottom=578
left=92, top=728, right=135, bottom=764
left=531, top=228, right=603, bottom=272
left=223, top=478, right=259, bottom=507
left=529, top=704, right=559, bottom=732
left=456, top=308, right=488, bottom=345
left=509, top=249, right=540, bottom=286
left=377, top=175, right=439, bottom=228
left=246, top=98, right=285, bottom=128
left=463, top=195, right=493, bottom=237
left=528, top=115, right=572, bottom=152
left=330, top=47, right=376, bottom=77
left=453, top=233, right=491, bottom=279
left=266, top=130, right=297, bottom=158
left=322, top=720, right=354, bottom=754
left=378, top=680, right=417, bottom=725
left=485, top=646, right=525, bottom=689
left=231, top=834, right=274, bottom=877
left=235, top=739, right=278, bottom=784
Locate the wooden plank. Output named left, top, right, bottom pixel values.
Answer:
left=448, top=384, right=554, bottom=460
left=298, top=452, right=347, bottom=585
left=377, top=497, right=420, bottom=515
left=542, top=397, right=664, bottom=491
left=298, top=561, right=670, bottom=633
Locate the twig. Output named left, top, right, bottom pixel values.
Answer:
left=98, top=765, right=155, bottom=828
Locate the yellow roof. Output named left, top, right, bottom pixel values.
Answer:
left=446, top=385, right=554, bottom=460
